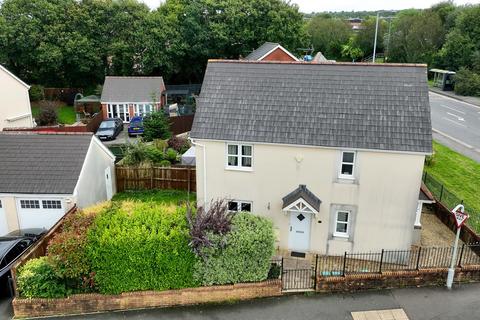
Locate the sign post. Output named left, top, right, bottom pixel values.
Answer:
left=446, top=204, right=468, bottom=289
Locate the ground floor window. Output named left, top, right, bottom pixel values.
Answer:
left=228, top=200, right=252, bottom=213
left=107, top=104, right=130, bottom=122
left=334, top=210, right=350, bottom=237
left=134, top=104, right=154, bottom=117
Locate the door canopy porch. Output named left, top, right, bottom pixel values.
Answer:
left=282, top=184, right=321, bottom=214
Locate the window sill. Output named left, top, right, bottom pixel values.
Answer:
left=333, top=233, right=350, bottom=239
left=335, top=177, right=358, bottom=185
left=225, top=166, right=253, bottom=172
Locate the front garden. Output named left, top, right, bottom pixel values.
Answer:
left=16, top=191, right=276, bottom=298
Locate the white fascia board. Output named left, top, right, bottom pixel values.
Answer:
left=258, top=45, right=299, bottom=62
left=0, top=64, right=30, bottom=89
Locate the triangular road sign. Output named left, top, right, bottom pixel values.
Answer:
left=452, top=210, right=468, bottom=228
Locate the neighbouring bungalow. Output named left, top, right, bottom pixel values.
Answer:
left=190, top=60, right=432, bottom=256
left=0, top=133, right=116, bottom=235
left=0, top=65, right=34, bottom=130
left=100, top=76, right=166, bottom=123
left=244, top=42, right=299, bottom=62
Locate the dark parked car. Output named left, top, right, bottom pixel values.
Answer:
left=0, top=229, right=45, bottom=296
left=95, top=118, right=123, bottom=141
left=128, top=116, right=144, bottom=137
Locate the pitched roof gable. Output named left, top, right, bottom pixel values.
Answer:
left=0, top=65, right=30, bottom=89
left=100, top=76, right=165, bottom=103
left=0, top=133, right=93, bottom=194
left=245, top=42, right=298, bottom=61
left=191, top=60, right=432, bottom=154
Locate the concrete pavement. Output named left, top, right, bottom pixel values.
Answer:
left=2, top=283, right=478, bottom=320
left=430, top=91, right=480, bottom=162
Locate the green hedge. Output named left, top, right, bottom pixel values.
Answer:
left=17, top=257, right=69, bottom=298
left=454, top=68, right=480, bottom=96
left=193, top=212, right=275, bottom=286
left=86, top=201, right=198, bottom=294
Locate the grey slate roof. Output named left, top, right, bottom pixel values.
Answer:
left=0, top=134, right=92, bottom=194
left=245, top=42, right=281, bottom=60
left=282, top=185, right=322, bottom=212
left=190, top=60, right=432, bottom=153
left=100, top=76, right=165, bottom=103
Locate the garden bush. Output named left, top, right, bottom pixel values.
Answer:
left=36, top=108, right=58, bottom=126
left=143, top=111, right=171, bottom=141
left=454, top=68, right=480, bottom=96
left=168, top=136, right=190, bottom=153
left=193, top=212, right=275, bottom=286
left=165, top=148, right=179, bottom=163
left=29, top=84, right=44, bottom=101
left=86, top=201, right=198, bottom=294
left=17, top=257, right=69, bottom=298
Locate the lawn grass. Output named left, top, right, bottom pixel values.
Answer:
left=425, top=141, right=480, bottom=229
left=112, top=189, right=196, bottom=204
left=31, top=105, right=76, bottom=125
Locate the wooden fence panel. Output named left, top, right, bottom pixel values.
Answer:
left=116, top=166, right=196, bottom=192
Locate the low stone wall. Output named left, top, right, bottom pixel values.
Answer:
left=317, top=266, right=480, bottom=293
left=13, top=280, right=281, bottom=318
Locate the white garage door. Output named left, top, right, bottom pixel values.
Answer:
left=0, top=200, right=8, bottom=236
left=17, top=198, right=66, bottom=230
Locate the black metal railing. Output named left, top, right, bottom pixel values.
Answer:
left=423, top=171, right=479, bottom=230
left=317, top=244, right=480, bottom=277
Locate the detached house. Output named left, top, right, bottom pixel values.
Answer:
left=190, top=60, right=432, bottom=255
left=100, top=76, right=166, bottom=123
left=0, top=133, right=116, bottom=235
left=244, top=42, right=298, bottom=62
left=0, top=65, right=34, bottom=130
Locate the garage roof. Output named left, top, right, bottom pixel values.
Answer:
left=0, top=133, right=92, bottom=194
left=100, top=76, right=165, bottom=103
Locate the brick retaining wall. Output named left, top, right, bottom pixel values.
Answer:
left=13, top=280, right=281, bottom=318
left=317, top=266, right=480, bottom=293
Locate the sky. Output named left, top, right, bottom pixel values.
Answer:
left=141, top=0, right=480, bottom=12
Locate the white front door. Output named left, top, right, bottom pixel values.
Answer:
left=0, top=200, right=8, bottom=236
left=105, top=167, right=113, bottom=200
left=288, top=211, right=311, bottom=252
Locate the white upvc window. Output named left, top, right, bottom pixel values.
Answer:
left=339, top=151, right=356, bottom=179
left=228, top=200, right=252, bottom=213
left=42, top=200, right=62, bottom=209
left=334, top=210, right=350, bottom=238
left=226, top=143, right=253, bottom=170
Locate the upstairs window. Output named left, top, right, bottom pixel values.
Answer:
left=339, top=151, right=356, bottom=179
left=228, top=201, right=252, bottom=213
left=226, top=144, right=252, bottom=169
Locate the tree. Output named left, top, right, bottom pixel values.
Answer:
left=388, top=10, right=444, bottom=65
left=436, top=29, right=475, bottom=70
left=353, top=16, right=387, bottom=59
left=341, top=38, right=363, bottom=62
left=142, top=111, right=172, bottom=141
left=307, top=15, right=351, bottom=60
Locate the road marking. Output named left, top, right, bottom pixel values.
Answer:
left=430, top=91, right=480, bottom=110
left=446, top=112, right=465, bottom=121
left=432, top=128, right=474, bottom=149
left=442, top=117, right=467, bottom=127
left=440, top=104, right=466, bottom=114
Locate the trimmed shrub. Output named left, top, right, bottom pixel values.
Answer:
left=193, top=212, right=275, bottom=286
left=143, top=111, right=171, bottom=141
left=168, top=136, right=190, bottom=153
left=159, top=159, right=171, bottom=167
left=36, top=108, right=58, bottom=126
left=29, top=84, right=44, bottom=101
left=165, top=148, right=179, bottom=163
left=86, top=201, right=198, bottom=294
left=454, top=68, right=480, bottom=96
left=17, top=257, right=68, bottom=298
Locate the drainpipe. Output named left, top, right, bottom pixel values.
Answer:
left=188, top=138, right=207, bottom=207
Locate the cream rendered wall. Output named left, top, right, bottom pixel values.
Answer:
left=194, top=140, right=425, bottom=254
left=0, top=67, right=33, bottom=130
left=0, top=195, right=75, bottom=234
left=74, top=137, right=116, bottom=208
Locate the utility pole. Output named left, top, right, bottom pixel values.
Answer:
left=372, top=12, right=380, bottom=63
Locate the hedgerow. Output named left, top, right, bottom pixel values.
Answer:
left=86, top=201, right=198, bottom=294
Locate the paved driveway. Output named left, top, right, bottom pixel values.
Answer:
left=0, top=296, right=12, bottom=319
left=430, top=92, right=480, bottom=162
left=3, top=283, right=477, bottom=320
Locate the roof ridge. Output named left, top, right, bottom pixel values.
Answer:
left=105, top=76, right=164, bottom=78
left=208, top=59, right=427, bottom=68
